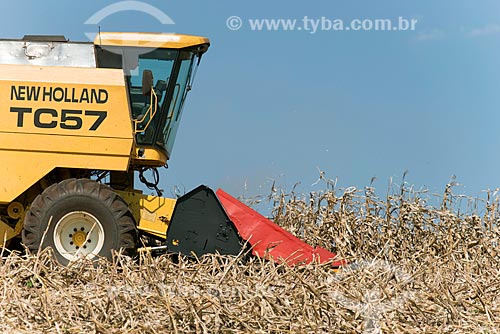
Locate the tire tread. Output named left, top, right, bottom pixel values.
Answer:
left=22, top=178, right=138, bottom=259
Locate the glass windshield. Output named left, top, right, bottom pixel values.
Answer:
left=159, top=52, right=195, bottom=155
left=128, top=49, right=178, bottom=146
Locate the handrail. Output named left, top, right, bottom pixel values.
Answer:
left=134, top=88, right=158, bottom=134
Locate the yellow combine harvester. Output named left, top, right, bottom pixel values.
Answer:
left=0, top=33, right=341, bottom=266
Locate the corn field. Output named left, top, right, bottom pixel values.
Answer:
left=1, top=177, right=499, bottom=333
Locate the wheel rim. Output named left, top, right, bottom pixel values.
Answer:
left=53, top=211, right=105, bottom=261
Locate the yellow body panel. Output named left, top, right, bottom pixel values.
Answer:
left=131, top=147, right=168, bottom=167
left=95, top=32, right=209, bottom=49
left=117, top=190, right=176, bottom=239
left=0, top=64, right=134, bottom=204
left=0, top=217, right=23, bottom=247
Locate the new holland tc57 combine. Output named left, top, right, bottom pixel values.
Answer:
left=0, top=32, right=340, bottom=266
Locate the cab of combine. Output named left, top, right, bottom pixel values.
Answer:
left=93, top=32, right=209, bottom=168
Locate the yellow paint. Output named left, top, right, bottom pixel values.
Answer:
left=0, top=151, right=130, bottom=204
left=117, top=190, right=176, bottom=239
left=95, top=32, right=210, bottom=50
left=72, top=231, right=87, bottom=247
left=0, top=216, right=24, bottom=247
left=131, top=147, right=168, bottom=167
left=7, top=202, right=24, bottom=219
left=0, top=64, right=134, bottom=204
left=0, top=65, right=133, bottom=138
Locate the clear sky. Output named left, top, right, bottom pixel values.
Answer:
left=3, top=1, right=500, bottom=200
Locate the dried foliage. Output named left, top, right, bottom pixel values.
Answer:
left=1, top=178, right=500, bottom=333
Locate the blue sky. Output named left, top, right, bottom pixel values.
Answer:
left=3, top=1, right=500, bottom=201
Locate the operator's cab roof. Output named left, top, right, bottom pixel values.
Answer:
left=0, top=32, right=210, bottom=68
left=94, top=32, right=210, bottom=53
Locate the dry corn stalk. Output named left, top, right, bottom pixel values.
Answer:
left=0, top=178, right=499, bottom=333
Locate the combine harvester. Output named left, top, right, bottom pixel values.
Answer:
left=0, top=33, right=342, bottom=267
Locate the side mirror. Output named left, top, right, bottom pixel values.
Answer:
left=142, top=69, right=153, bottom=95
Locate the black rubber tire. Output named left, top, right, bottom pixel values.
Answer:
left=22, top=178, right=138, bottom=265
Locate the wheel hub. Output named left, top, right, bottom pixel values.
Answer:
left=53, top=211, right=105, bottom=261
left=72, top=231, right=87, bottom=247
